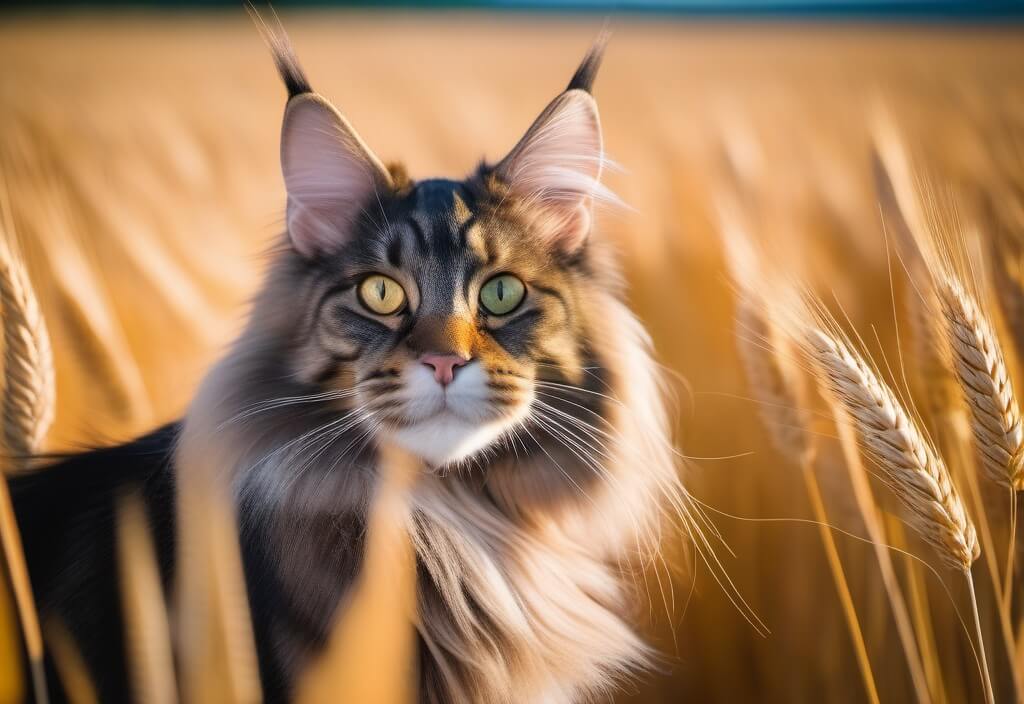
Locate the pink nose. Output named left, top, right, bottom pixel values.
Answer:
left=420, top=354, right=468, bottom=386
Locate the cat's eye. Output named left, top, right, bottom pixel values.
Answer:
left=358, top=275, right=407, bottom=315
left=479, top=274, right=525, bottom=316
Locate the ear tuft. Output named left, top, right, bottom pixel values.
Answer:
left=281, top=95, right=392, bottom=257
left=566, top=29, right=610, bottom=94
left=246, top=3, right=312, bottom=99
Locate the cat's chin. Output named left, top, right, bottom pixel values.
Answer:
left=388, top=412, right=517, bottom=469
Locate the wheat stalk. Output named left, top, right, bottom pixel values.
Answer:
left=733, top=300, right=879, bottom=704
left=295, top=442, right=419, bottom=704
left=41, top=619, right=97, bottom=704
left=116, top=491, right=178, bottom=704
left=175, top=475, right=262, bottom=704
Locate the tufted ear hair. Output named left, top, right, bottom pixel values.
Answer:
left=493, top=35, right=615, bottom=255
left=254, top=10, right=393, bottom=257
left=281, top=94, right=393, bottom=257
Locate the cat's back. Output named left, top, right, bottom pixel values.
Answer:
left=9, top=422, right=180, bottom=703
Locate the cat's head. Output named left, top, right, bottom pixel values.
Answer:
left=265, top=33, right=618, bottom=468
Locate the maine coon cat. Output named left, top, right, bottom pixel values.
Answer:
left=12, top=25, right=682, bottom=704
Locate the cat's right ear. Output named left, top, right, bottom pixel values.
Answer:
left=281, top=95, right=393, bottom=257
left=253, top=11, right=392, bottom=257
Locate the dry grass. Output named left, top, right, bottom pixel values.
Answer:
left=1, top=12, right=1024, bottom=703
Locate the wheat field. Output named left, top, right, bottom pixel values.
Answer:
left=1, top=11, right=1024, bottom=703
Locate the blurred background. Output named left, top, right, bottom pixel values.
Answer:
left=2, top=2, right=1024, bottom=702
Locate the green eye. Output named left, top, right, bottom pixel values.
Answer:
left=358, top=274, right=406, bottom=315
left=479, top=274, right=525, bottom=316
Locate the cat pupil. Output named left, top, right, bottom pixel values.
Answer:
left=497, top=279, right=504, bottom=300
left=377, top=280, right=386, bottom=300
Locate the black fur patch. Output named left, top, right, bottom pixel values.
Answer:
left=10, top=423, right=180, bottom=703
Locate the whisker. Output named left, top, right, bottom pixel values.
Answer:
left=221, top=386, right=365, bottom=428
left=519, top=421, right=597, bottom=506
left=534, top=380, right=624, bottom=406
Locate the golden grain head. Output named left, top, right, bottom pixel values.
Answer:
left=805, top=326, right=979, bottom=572
left=937, top=272, right=1024, bottom=490
left=0, top=236, right=55, bottom=464
left=734, top=300, right=814, bottom=465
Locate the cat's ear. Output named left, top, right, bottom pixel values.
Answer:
left=494, top=36, right=612, bottom=255
left=252, top=10, right=394, bottom=257
left=281, top=94, right=393, bottom=257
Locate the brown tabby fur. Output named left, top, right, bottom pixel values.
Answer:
left=174, top=24, right=682, bottom=704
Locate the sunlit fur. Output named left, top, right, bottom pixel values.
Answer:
left=176, top=34, right=682, bottom=703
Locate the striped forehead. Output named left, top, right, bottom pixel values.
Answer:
left=379, top=179, right=490, bottom=313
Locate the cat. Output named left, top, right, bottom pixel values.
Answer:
left=11, top=24, right=682, bottom=704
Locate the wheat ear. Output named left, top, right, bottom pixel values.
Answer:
left=734, top=302, right=814, bottom=464
left=905, top=266, right=1023, bottom=696
left=874, top=114, right=1024, bottom=489
left=0, top=240, right=54, bottom=463
left=936, top=272, right=1024, bottom=490
left=807, top=327, right=978, bottom=569
left=983, top=193, right=1024, bottom=361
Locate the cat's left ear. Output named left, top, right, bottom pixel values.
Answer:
left=494, top=35, right=611, bottom=255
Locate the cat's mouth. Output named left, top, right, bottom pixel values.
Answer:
left=394, top=362, right=490, bottom=420
left=381, top=361, right=532, bottom=466
left=406, top=401, right=476, bottom=425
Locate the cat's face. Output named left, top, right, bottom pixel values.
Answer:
left=306, top=179, right=596, bottom=466
left=276, top=51, right=610, bottom=468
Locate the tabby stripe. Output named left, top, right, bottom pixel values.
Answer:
left=529, top=283, right=567, bottom=308
left=387, top=236, right=403, bottom=268
left=407, top=217, right=429, bottom=254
